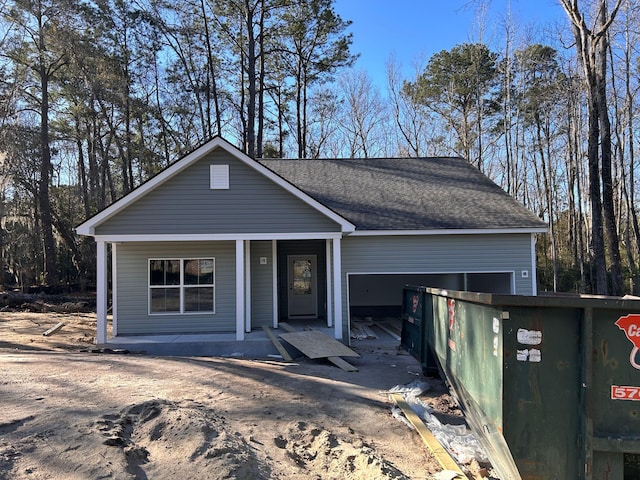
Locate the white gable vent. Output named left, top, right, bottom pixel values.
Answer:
left=210, top=164, right=229, bottom=189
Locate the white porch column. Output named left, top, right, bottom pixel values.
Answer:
left=325, top=239, right=333, bottom=328
left=272, top=240, right=278, bottom=328
left=332, top=237, right=342, bottom=340
left=245, top=240, right=251, bottom=333
left=236, top=240, right=245, bottom=340
left=111, top=243, right=118, bottom=336
left=96, top=240, right=108, bottom=344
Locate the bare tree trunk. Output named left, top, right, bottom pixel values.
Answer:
left=597, top=12, right=623, bottom=295
left=566, top=88, right=587, bottom=292
left=295, top=67, right=304, bottom=158
left=608, top=31, right=637, bottom=294
left=244, top=0, right=256, bottom=157
left=586, top=93, right=608, bottom=294
left=152, top=50, right=171, bottom=167
left=37, top=13, right=56, bottom=287
left=560, top=0, right=624, bottom=295
left=39, top=84, right=56, bottom=285
left=200, top=0, right=221, bottom=136
left=256, top=0, right=265, bottom=158
left=535, top=114, right=558, bottom=291
left=622, top=1, right=640, bottom=293
left=121, top=12, right=133, bottom=194
left=74, top=117, right=90, bottom=218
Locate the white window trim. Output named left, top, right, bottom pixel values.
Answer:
left=148, top=257, right=216, bottom=315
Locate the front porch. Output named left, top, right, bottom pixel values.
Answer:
left=94, top=237, right=346, bottom=347
left=96, top=316, right=403, bottom=357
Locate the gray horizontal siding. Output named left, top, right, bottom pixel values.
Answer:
left=115, top=241, right=236, bottom=335
left=97, top=150, right=340, bottom=235
left=340, top=233, right=535, bottom=323
left=250, top=240, right=274, bottom=328
left=342, top=234, right=533, bottom=279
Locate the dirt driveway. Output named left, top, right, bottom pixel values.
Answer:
left=0, top=312, right=478, bottom=479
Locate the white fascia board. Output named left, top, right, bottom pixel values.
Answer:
left=76, top=137, right=355, bottom=237
left=93, top=232, right=345, bottom=243
left=349, top=227, right=548, bottom=236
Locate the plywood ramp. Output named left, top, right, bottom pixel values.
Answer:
left=278, top=329, right=360, bottom=372
left=278, top=330, right=359, bottom=359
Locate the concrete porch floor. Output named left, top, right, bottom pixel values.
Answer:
left=99, top=318, right=402, bottom=358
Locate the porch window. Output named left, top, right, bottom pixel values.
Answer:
left=149, top=258, right=215, bottom=314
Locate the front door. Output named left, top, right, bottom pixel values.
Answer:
left=287, top=255, right=318, bottom=318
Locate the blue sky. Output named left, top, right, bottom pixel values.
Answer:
left=333, top=0, right=567, bottom=87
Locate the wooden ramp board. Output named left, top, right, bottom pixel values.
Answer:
left=278, top=330, right=360, bottom=359
left=277, top=322, right=296, bottom=333
left=390, top=393, right=466, bottom=477
left=327, top=356, right=358, bottom=372
left=262, top=326, right=293, bottom=361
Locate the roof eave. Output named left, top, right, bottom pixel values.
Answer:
left=349, top=227, right=548, bottom=236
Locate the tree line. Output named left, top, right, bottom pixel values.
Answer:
left=0, top=0, right=638, bottom=297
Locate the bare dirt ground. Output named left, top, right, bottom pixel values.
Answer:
left=0, top=310, right=486, bottom=479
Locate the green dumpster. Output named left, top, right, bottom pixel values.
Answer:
left=401, top=287, right=424, bottom=366
left=401, top=287, right=440, bottom=375
left=401, top=286, right=640, bottom=480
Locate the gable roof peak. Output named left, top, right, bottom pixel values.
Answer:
left=76, top=136, right=355, bottom=236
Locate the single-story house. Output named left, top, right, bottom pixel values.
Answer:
left=76, top=136, right=546, bottom=349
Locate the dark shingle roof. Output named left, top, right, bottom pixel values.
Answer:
left=260, top=157, right=546, bottom=231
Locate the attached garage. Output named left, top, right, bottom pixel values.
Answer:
left=340, top=233, right=537, bottom=330
left=347, top=272, right=513, bottom=319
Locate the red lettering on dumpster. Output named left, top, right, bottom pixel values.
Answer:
left=615, top=314, right=640, bottom=349
left=615, top=314, right=640, bottom=370
left=612, top=385, right=640, bottom=400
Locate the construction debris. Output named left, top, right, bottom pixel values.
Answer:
left=278, top=329, right=360, bottom=372
left=42, top=322, right=65, bottom=336
left=350, top=320, right=378, bottom=340
left=390, top=393, right=466, bottom=477
left=262, top=325, right=293, bottom=361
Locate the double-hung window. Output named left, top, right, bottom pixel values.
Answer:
left=149, top=258, right=215, bottom=314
